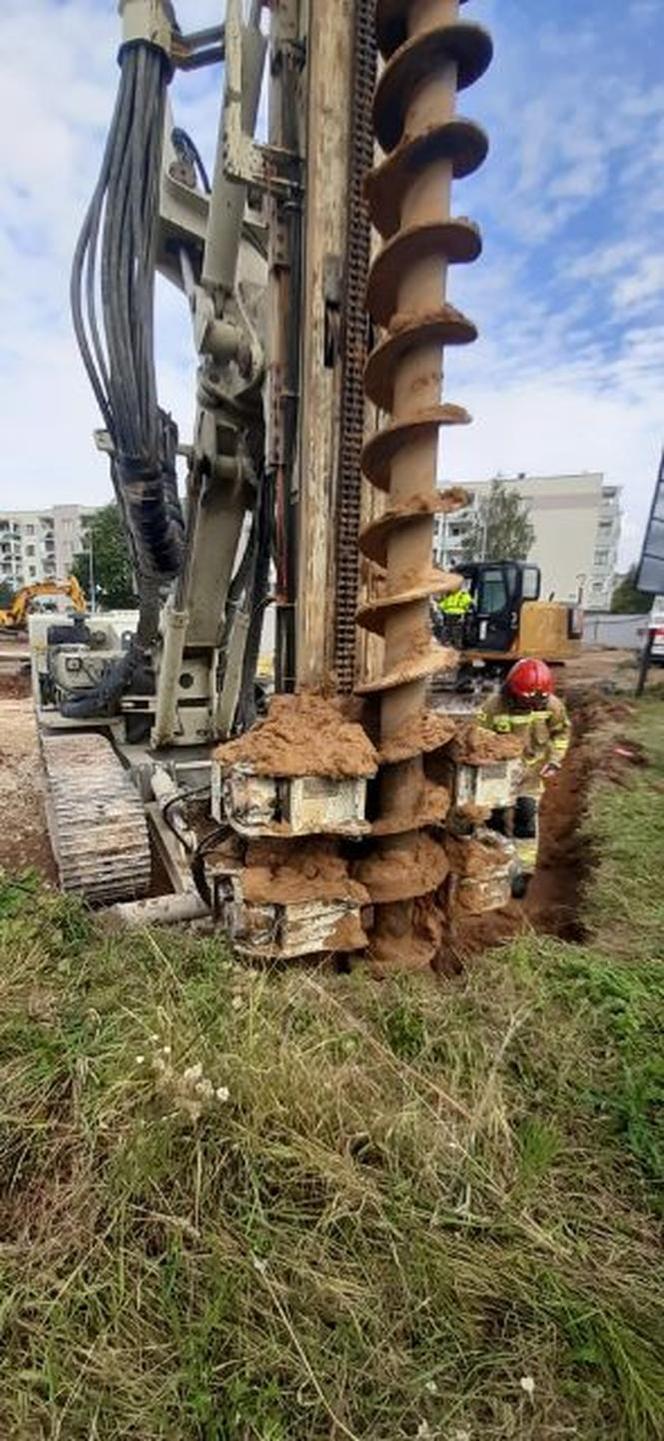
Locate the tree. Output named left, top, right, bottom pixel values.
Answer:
left=72, top=504, right=136, bottom=610
left=460, top=478, right=535, bottom=563
left=610, top=565, right=652, bottom=614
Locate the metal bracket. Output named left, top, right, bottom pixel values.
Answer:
left=224, top=0, right=303, bottom=197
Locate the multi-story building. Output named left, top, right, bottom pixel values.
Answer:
left=0, top=505, right=98, bottom=591
left=433, top=472, right=621, bottom=609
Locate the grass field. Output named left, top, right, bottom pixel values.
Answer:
left=0, top=703, right=662, bottom=1440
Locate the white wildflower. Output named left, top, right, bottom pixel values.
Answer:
left=183, top=1062, right=204, bottom=1084
left=162, top=1044, right=172, bottom=1056
left=520, top=1376, right=535, bottom=1400
left=424, top=1380, right=438, bottom=1395
left=231, top=994, right=242, bottom=1011
left=452, top=1431, right=471, bottom=1441
left=416, top=1423, right=431, bottom=1440
left=136, top=1055, right=145, bottom=1065
left=216, top=1085, right=230, bottom=1103
left=252, top=1255, right=268, bottom=1276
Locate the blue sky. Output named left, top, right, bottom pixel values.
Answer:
left=0, top=0, right=662, bottom=563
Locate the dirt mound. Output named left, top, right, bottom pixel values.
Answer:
left=451, top=722, right=523, bottom=764
left=449, top=698, right=645, bottom=956
left=448, top=902, right=525, bottom=960
left=0, top=672, right=31, bottom=700
left=0, top=698, right=56, bottom=882
left=215, top=693, right=378, bottom=779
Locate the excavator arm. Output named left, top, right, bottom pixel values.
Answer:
left=0, top=577, right=85, bottom=631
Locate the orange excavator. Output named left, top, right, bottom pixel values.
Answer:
left=0, top=577, right=86, bottom=634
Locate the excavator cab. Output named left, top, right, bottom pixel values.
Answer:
left=458, top=561, right=542, bottom=651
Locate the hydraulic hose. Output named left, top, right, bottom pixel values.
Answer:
left=71, top=40, right=186, bottom=604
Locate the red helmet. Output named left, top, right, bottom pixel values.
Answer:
left=505, top=658, right=554, bottom=702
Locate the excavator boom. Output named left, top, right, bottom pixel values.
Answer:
left=0, top=576, right=85, bottom=631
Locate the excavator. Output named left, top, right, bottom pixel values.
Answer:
left=0, top=576, right=86, bottom=634
left=432, top=559, right=582, bottom=692
left=33, top=0, right=528, bottom=966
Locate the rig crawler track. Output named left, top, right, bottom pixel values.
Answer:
left=41, top=732, right=151, bottom=906
left=356, top=0, right=492, bottom=969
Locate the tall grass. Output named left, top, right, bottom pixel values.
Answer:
left=0, top=704, right=662, bottom=1440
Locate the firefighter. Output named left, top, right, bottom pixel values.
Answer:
left=478, top=658, right=571, bottom=891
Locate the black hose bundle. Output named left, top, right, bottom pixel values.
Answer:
left=71, top=39, right=185, bottom=597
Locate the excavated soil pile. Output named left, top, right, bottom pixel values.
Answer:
left=242, top=839, right=368, bottom=906
left=215, top=693, right=378, bottom=778
left=450, top=722, right=523, bottom=764
left=0, top=672, right=31, bottom=700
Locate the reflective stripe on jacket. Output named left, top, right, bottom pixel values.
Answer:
left=477, top=693, right=571, bottom=791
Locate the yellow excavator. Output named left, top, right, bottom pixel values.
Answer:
left=434, top=560, right=582, bottom=684
left=0, top=577, right=86, bottom=634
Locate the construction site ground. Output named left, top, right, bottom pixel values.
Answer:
left=0, top=642, right=662, bottom=1439
left=1, top=637, right=662, bottom=890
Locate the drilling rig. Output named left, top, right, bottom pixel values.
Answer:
left=34, top=0, right=512, bottom=964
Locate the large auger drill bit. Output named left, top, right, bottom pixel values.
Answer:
left=355, top=0, right=492, bottom=970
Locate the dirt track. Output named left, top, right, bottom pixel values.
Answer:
left=562, top=646, right=664, bottom=692
left=0, top=696, right=56, bottom=883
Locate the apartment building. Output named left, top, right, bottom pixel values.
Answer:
left=433, top=472, right=621, bottom=609
left=0, top=505, right=97, bottom=590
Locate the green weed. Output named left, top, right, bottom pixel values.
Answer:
left=0, top=702, right=662, bottom=1438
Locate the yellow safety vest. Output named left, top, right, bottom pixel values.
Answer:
left=438, top=589, right=474, bottom=616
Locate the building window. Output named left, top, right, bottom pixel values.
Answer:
left=28, top=566, right=37, bottom=578
left=25, top=524, right=34, bottom=535
left=26, top=544, right=35, bottom=556
left=594, top=550, right=609, bottom=565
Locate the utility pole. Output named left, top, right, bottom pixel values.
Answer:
left=88, top=531, right=96, bottom=614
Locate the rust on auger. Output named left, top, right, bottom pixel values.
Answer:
left=355, top=0, right=493, bottom=970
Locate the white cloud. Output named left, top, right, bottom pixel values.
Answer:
left=0, top=0, right=216, bottom=509
left=613, top=255, right=664, bottom=310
